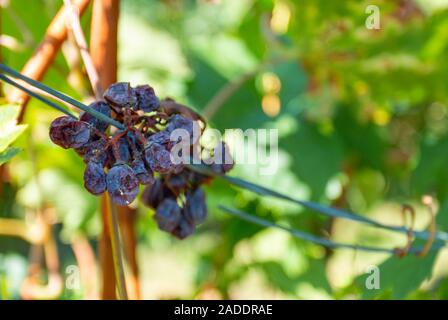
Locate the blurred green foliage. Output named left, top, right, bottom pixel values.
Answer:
left=1, top=0, right=448, bottom=299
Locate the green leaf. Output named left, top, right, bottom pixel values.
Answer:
left=0, top=104, right=27, bottom=153
left=188, top=56, right=266, bottom=130
left=353, top=200, right=444, bottom=299
left=281, top=120, right=344, bottom=199
left=0, top=147, right=21, bottom=165
left=355, top=248, right=438, bottom=299
left=412, top=137, right=448, bottom=199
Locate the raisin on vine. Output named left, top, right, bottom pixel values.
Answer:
left=131, top=158, right=154, bottom=185
left=184, top=188, right=207, bottom=224
left=154, top=198, right=182, bottom=232
left=84, top=161, right=107, bottom=195
left=166, top=114, right=195, bottom=138
left=134, top=85, right=159, bottom=113
left=106, top=163, right=139, bottom=206
left=76, top=137, right=109, bottom=166
left=103, top=82, right=136, bottom=110
left=48, top=81, right=235, bottom=240
left=49, top=116, right=91, bottom=149
left=144, top=142, right=176, bottom=174
left=141, top=179, right=164, bottom=209
left=171, top=217, right=195, bottom=240
left=80, top=100, right=111, bottom=132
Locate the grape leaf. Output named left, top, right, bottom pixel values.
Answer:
left=0, top=147, right=21, bottom=166
left=0, top=105, right=26, bottom=163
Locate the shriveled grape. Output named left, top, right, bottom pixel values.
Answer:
left=154, top=198, right=182, bottom=232
left=84, top=161, right=107, bottom=195
left=106, top=163, right=139, bottom=206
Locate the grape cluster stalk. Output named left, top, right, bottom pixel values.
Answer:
left=49, top=82, right=233, bottom=238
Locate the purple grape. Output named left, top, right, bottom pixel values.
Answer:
left=144, top=143, right=175, bottom=174
left=166, top=114, right=194, bottom=138
left=165, top=172, right=189, bottom=193
left=84, top=161, right=107, bottom=195
left=103, top=82, right=136, bottom=109
left=212, top=142, right=234, bottom=173
left=147, top=131, right=172, bottom=147
left=48, top=83, right=236, bottom=240
left=134, top=85, right=159, bottom=113
left=79, top=100, right=111, bottom=132
left=141, top=179, right=164, bottom=209
left=184, top=188, right=207, bottom=224
left=171, top=217, right=195, bottom=239
left=49, top=116, right=73, bottom=148
left=49, top=116, right=91, bottom=149
left=117, top=136, right=132, bottom=163
left=76, top=137, right=109, bottom=166
left=154, top=198, right=182, bottom=232
left=165, top=114, right=198, bottom=144
left=106, top=163, right=139, bottom=206
left=131, top=158, right=154, bottom=185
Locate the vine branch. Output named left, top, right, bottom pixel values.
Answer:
left=6, top=0, right=91, bottom=122
left=63, top=0, right=102, bottom=99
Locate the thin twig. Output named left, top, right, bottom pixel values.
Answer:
left=6, top=0, right=91, bottom=122
left=202, top=56, right=289, bottom=120
left=202, top=68, right=260, bottom=120
left=63, top=0, right=102, bottom=99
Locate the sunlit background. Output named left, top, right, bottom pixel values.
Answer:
left=1, top=0, right=448, bottom=299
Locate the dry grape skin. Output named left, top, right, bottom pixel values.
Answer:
left=49, top=116, right=73, bottom=149
left=154, top=198, right=182, bottom=232
left=144, top=142, right=176, bottom=174
left=141, top=179, right=165, bottom=209
left=80, top=100, right=111, bottom=132
left=49, top=116, right=91, bottom=149
left=166, top=114, right=194, bottom=137
left=106, top=164, right=139, bottom=206
left=134, top=84, right=159, bottom=112
left=171, top=216, right=195, bottom=239
left=76, top=137, right=109, bottom=166
left=184, top=188, right=207, bottom=224
left=84, top=161, right=107, bottom=195
left=131, top=158, right=154, bottom=185
left=103, top=82, right=136, bottom=109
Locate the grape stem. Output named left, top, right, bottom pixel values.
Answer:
left=63, top=0, right=103, bottom=99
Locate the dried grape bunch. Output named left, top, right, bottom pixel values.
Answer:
left=49, top=82, right=234, bottom=239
